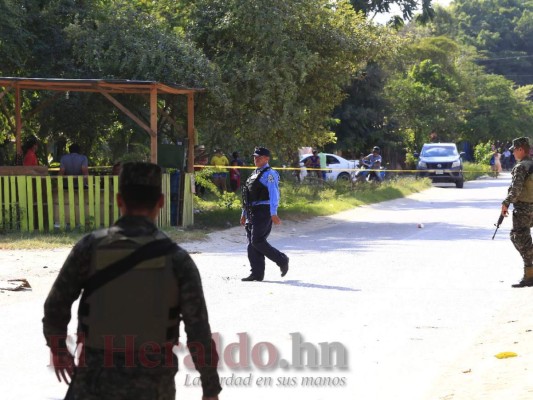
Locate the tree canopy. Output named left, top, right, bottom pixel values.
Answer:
left=0, top=0, right=531, bottom=166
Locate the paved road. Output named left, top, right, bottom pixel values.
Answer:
left=1, top=173, right=530, bottom=400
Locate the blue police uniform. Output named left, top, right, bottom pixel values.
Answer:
left=241, top=148, right=289, bottom=281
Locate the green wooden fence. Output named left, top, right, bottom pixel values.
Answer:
left=0, top=174, right=171, bottom=232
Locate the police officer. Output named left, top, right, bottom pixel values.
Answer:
left=502, top=137, right=533, bottom=287
left=240, top=147, right=289, bottom=281
left=43, top=162, right=221, bottom=399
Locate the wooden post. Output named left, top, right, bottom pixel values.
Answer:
left=187, top=93, right=195, bottom=173
left=150, top=86, right=158, bottom=163
left=15, top=86, right=21, bottom=156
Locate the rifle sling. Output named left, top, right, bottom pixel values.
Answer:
left=81, top=238, right=177, bottom=301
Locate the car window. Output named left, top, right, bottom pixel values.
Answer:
left=326, top=155, right=339, bottom=164
left=421, top=146, right=458, bottom=157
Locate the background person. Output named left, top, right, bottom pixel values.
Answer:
left=363, top=146, right=383, bottom=182
left=42, top=161, right=221, bottom=400
left=501, top=137, right=533, bottom=287
left=59, top=143, right=89, bottom=182
left=210, top=148, right=229, bottom=193
left=22, top=136, right=39, bottom=166
left=229, top=151, right=244, bottom=192
left=502, top=147, right=511, bottom=171
left=240, top=147, right=289, bottom=281
left=304, top=150, right=321, bottom=180
left=490, top=148, right=502, bottom=177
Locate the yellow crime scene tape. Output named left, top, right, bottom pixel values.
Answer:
left=194, top=165, right=477, bottom=174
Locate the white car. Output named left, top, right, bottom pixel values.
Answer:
left=299, top=153, right=358, bottom=181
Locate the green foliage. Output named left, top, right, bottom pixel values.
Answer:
left=473, top=142, right=494, bottom=165
left=193, top=167, right=219, bottom=195
left=436, top=0, right=533, bottom=86
left=0, top=0, right=530, bottom=175
left=332, top=62, right=393, bottom=154
left=189, top=0, right=390, bottom=160
left=461, top=75, right=533, bottom=143
left=215, top=191, right=241, bottom=210
left=405, top=151, right=417, bottom=169
left=383, top=36, right=466, bottom=148
left=463, top=161, right=492, bottom=180
left=66, top=2, right=218, bottom=88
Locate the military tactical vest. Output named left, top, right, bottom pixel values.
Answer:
left=517, top=159, right=533, bottom=203
left=243, top=167, right=271, bottom=205
left=78, top=228, right=179, bottom=351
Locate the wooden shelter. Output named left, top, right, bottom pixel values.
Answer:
left=0, top=77, right=205, bottom=227
left=0, top=77, right=204, bottom=172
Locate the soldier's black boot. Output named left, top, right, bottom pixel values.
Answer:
left=512, top=267, right=533, bottom=288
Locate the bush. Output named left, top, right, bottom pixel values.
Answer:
left=405, top=152, right=417, bottom=170
left=473, top=142, right=493, bottom=165
left=463, top=161, right=491, bottom=181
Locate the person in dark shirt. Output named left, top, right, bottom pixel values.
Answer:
left=59, top=143, right=89, bottom=188
left=59, top=143, right=89, bottom=176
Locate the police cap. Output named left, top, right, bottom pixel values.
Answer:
left=252, top=147, right=271, bottom=157
left=510, top=137, right=530, bottom=151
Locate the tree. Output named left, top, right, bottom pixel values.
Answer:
left=433, top=0, right=533, bottom=86
left=16, top=1, right=223, bottom=164
left=332, top=62, right=392, bottom=155
left=461, top=74, right=533, bottom=143
left=382, top=36, right=465, bottom=150
left=188, top=0, right=391, bottom=160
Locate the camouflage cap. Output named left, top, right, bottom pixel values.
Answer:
left=119, top=162, right=162, bottom=193
left=510, top=137, right=530, bottom=151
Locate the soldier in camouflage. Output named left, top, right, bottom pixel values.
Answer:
left=43, top=162, right=221, bottom=399
left=501, top=137, right=533, bottom=287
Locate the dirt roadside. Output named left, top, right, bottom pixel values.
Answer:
left=424, top=288, right=533, bottom=400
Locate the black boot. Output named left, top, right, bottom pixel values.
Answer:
left=241, top=275, right=263, bottom=282
left=280, top=256, right=289, bottom=277
left=512, top=267, right=533, bottom=288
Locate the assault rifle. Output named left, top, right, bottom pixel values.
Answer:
left=492, top=214, right=505, bottom=240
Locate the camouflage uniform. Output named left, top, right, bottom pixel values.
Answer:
left=503, top=146, right=533, bottom=268
left=43, top=162, right=221, bottom=399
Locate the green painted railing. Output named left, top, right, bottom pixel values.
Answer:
left=0, top=174, right=171, bottom=232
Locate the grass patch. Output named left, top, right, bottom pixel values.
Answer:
left=0, top=227, right=213, bottom=250
left=280, top=176, right=431, bottom=222
left=0, top=232, right=86, bottom=250
left=463, top=161, right=492, bottom=180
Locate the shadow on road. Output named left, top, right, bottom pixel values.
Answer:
left=261, top=279, right=360, bottom=292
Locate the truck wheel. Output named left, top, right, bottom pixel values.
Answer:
left=456, top=179, right=464, bottom=188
